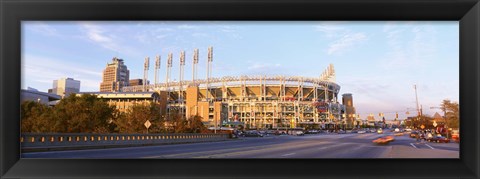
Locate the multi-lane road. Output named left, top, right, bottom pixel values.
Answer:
left=22, top=132, right=459, bottom=158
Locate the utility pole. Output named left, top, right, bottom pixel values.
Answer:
left=414, top=84, right=420, bottom=116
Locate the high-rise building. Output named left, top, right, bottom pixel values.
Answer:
left=128, top=79, right=149, bottom=86
left=100, top=57, right=130, bottom=92
left=50, top=77, right=80, bottom=97
left=342, top=93, right=356, bottom=127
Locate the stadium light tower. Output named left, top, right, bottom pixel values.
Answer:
left=206, top=46, right=213, bottom=102
left=179, top=51, right=185, bottom=117
left=192, top=48, right=199, bottom=85
left=143, top=57, right=149, bottom=92
left=155, top=55, right=161, bottom=85
left=166, top=53, right=173, bottom=121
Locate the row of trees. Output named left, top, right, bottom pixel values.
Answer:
left=404, top=99, right=459, bottom=129
left=440, top=99, right=460, bottom=129
left=21, top=94, right=208, bottom=134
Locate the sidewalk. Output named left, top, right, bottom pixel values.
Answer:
left=384, top=145, right=459, bottom=158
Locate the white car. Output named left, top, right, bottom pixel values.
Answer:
left=357, top=130, right=366, bottom=134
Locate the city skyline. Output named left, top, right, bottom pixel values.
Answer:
left=21, top=21, right=459, bottom=119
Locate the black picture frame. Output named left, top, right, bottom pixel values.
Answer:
left=1, top=0, right=479, bottom=178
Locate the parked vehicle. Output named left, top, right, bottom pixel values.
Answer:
left=295, top=130, right=305, bottom=136
left=244, top=130, right=264, bottom=137
left=451, top=130, right=460, bottom=143
left=409, top=131, right=418, bottom=138
left=305, top=130, right=319, bottom=134
left=428, top=136, right=450, bottom=143
left=275, top=130, right=287, bottom=135
left=337, top=130, right=346, bottom=134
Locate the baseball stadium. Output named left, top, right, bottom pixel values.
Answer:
left=120, top=50, right=353, bottom=130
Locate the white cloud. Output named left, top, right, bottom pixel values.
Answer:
left=314, top=22, right=368, bottom=55
left=314, top=25, right=347, bottom=38
left=22, top=54, right=102, bottom=92
left=26, top=22, right=58, bottom=36
left=247, top=62, right=281, bottom=70
left=327, top=33, right=367, bottom=55
left=380, top=23, right=437, bottom=69
left=177, top=24, right=199, bottom=29
left=79, top=22, right=140, bottom=57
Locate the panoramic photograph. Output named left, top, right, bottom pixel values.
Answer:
left=20, top=21, right=459, bottom=158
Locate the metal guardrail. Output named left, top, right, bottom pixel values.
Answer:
left=21, top=133, right=229, bottom=152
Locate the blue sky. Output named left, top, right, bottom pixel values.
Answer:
left=22, top=21, right=459, bottom=120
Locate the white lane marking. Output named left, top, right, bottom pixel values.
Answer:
left=410, top=143, right=418, bottom=149
left=424, top=144, right=435, bottom=149
left=281, top=153, right=296, bottom=157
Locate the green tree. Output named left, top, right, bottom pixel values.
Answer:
left=148, top=103, right=166, bottom=133
left=441, top=99, right=459, bottom=129
left=53, top=94, right=116, bottom=133
left=21, top=101, right=54, bottom=133
left=185, top=115, right=206, bottom=133
left=116, top=104, right=152, bottom=133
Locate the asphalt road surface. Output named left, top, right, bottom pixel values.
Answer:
left=22, top=132, right=459, bottom=159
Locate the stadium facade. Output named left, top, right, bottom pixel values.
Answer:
left=121, top=54, right=354, bottom=129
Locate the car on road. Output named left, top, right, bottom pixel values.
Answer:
left=410, top=131, right=418, bottom=138
left=428, top=136, right=450, bottom=143
left=451, top=130, right=460, bottom=143
left=244, top=131, right=264, bottom=137
left=275, top=130, right=287, bottom=135
left=295, top=130, right=305, bottom=136
left=357, top=130, right=366, bottom=134
left=305, top=130, right=319, bottom=134
left=372, top=136, right=393, bottom=145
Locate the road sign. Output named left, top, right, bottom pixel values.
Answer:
left=144, top=120, right=151, bottom=129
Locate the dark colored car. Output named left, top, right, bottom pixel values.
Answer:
left=428, top=136, right=450, bottom=143
left=305, top=130, right=319, bottom=134
left=275, top=130, right=287, bottom=135
left=244, top=131, right=264, bottom=137
left=409, top=131, right=418, bottom=138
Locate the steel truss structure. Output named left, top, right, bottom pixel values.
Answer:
left=123, top=75, right=345, bottom=129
